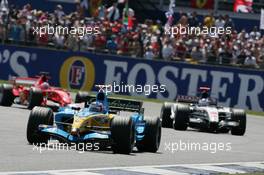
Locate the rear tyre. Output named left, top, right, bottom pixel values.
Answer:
left=28, top=88, right=43, bottom=109
left=0, top=84, right=14, bottom=106
left=75, top=91, right=89, bottom=103
left=137, top=116, right=161, bottom=152
left=111, top=116, right=135, bottom=154
left=231, top=109, right=246, bottom=136
left=27, top=107, right=54, bottom=145
left=160, top=102, right=173, bottom=128
left=173, top=103, right=190, bottom=130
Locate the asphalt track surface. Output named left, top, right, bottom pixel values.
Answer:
left=0, top=102, right=264, bottom=172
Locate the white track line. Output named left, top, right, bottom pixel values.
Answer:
left=0, top=161, right=263, bottom=175
left=181, top=165, right=246, bottom=174
left=240, top=162, right=264, bottom=169
left=125, top=167, right=189, bottom=175
left=51, top=172, right=102, bottom=175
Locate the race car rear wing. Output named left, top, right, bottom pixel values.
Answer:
left=176, top=95, right=200, bottom=103
left=108, top=98, right=143, bottom=113
left=10, top=77, right=38, bottom=87
left=176, top=95, right=218, bottom=105
left=82, top=94, right=143, bottom=113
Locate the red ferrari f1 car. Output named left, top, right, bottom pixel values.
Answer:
left=0, top=73, right=72, bottom=109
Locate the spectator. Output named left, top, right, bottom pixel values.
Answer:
left=191, top=46, right=204, bottom=63
left=175, top=40, right=187, bottom=61
left=224, top=15, right=234, bottom=29
left=129, top=39, right=141, bottom=58
left=215, top=15, right=225, bottom=29
left=144, top=46, right=155, bottom=60
left=54, top=5, right=65, bottom=20
left=188, top=12, right=199, bottom=27
left=249, top=26, right=261, bottom=39
left=97, top=4, right=106, bottom=20
left=162, top=39, right=173, bottom=61
left=106, top=3, right=120, bottom=22
left=106, top=35, right=117, bottom=53
left=8, top=19, right=23, bottom=43
left=54, top=32, right=65, bottom=49
left=66, top=33, right=79, bottom=51
left=81, top=32, right=94, bottom=51
left=244, top=51, right=258, bottom=68
left=0, top=0, right=9, bottom=14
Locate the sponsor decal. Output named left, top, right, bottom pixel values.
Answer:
left=60, top=56, right=95, bottom=91
left=0, top=49, right=37, bottom=78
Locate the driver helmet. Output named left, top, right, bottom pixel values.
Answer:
left=199, top=87, right=210, bottom=99
left=40, top=82, right=50, bottom=90
left=201, top=90, right=209, bottom=99
left=90, top=102, right=104, bottom=112
left=41, top=75, right=48, bottom=82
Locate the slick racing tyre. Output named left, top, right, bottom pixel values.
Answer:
left=231, top=109, right=246, bottom=136
left=111, top=116, right=135, bottom=154
left=137, top=116, right=161, bottom=153
left=0, top=84, right=14, bottom=106
left=160, top=102, right=173, bottom=128
left=27, top=107, right=54, bottom=145
left=28, top=88, right=43, bottom=109
left=173, top=103, right=190, bottom=130
left=75, top=91, right=89, bottom=103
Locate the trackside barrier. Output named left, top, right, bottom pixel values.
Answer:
left=0, top=44, right=263, bottom=111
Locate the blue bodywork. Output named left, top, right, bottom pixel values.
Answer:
left=39, top=92, right=146, bottom=144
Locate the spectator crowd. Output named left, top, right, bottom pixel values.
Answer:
left=0, top=1, right=263, bottom=69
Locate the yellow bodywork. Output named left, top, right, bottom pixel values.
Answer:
left=71, top=114, right=114, bottom=134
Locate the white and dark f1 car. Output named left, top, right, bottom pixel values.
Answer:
left=160, top=87, right=246, bottom=136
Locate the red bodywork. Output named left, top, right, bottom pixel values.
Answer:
left=11, top=76, right=72, bottom=107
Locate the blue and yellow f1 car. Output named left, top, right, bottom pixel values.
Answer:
left=26, top=91, right=161, bottom=154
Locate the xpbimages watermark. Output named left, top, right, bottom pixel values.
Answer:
left=32, top=24, right=101, bottom=38
left=32, top=142, right=100, bottom=154
left=165, top=24, right=232, bottom=37
left=96, top=82, right=166, bottom=96
left=164, top=140, right=232, bottom=154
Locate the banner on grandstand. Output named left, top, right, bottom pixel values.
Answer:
left=0, top=45, right=264, bottom=111
left=260, top=9, right=264, bottom=29
left=191, top=0, right=214, bottom=9
left=234, top=0, right=253, bottom=13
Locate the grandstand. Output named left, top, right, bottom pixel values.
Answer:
left=0, top=0, right=263, bottom=69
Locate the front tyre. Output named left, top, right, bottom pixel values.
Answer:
left=231, top=109, right=246, bottom=136
left=173, top=103, right=190, bottom=130
left=111, top=116, right=135, bottom=154
left=27, top=107, right=54, bottom=145
left=0, top=84, right=14, bottom=106
left=137, top=116, right=161, bottom=152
